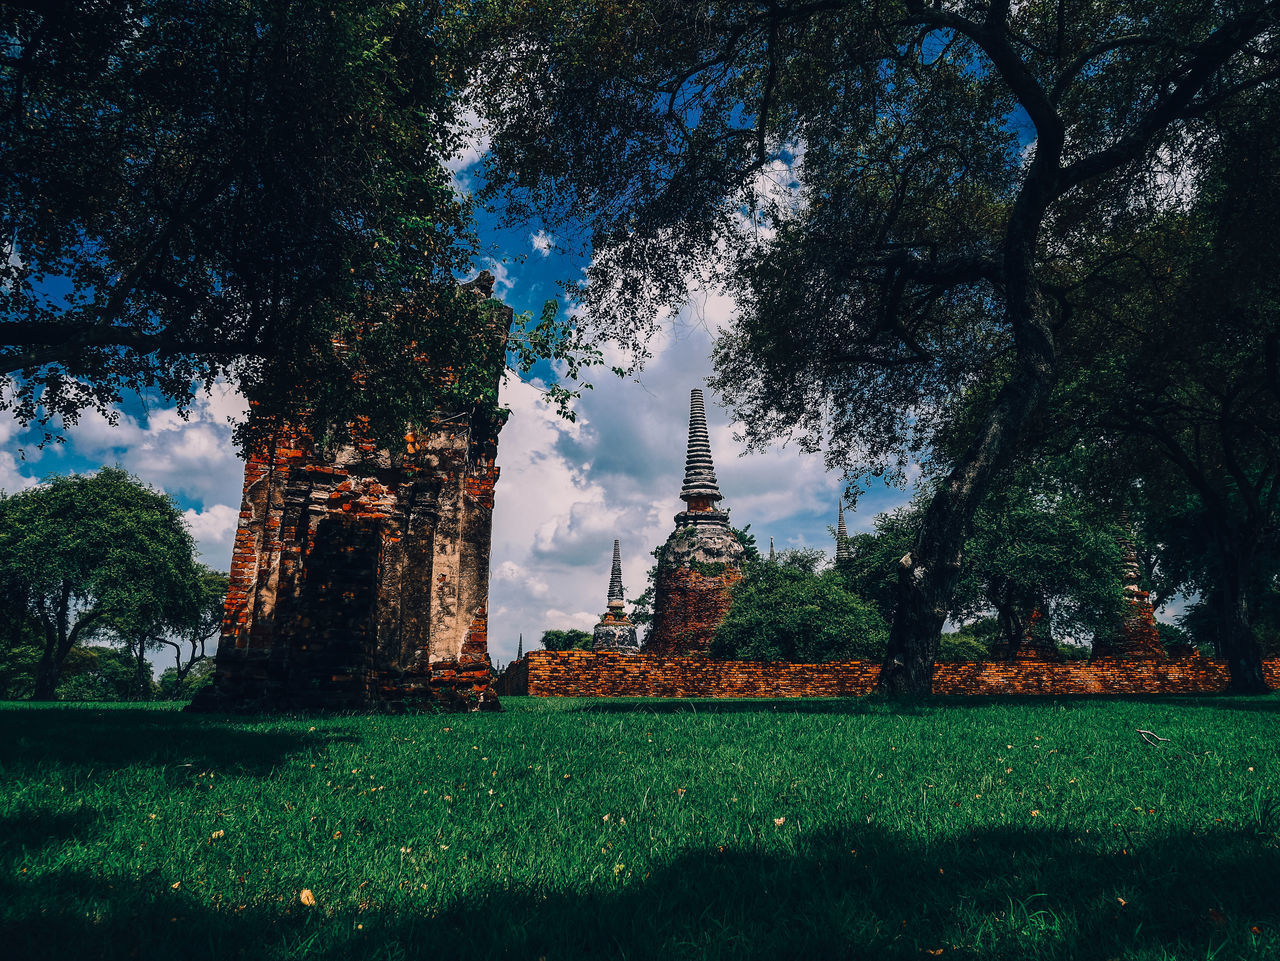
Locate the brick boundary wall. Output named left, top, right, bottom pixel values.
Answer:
left=494, top=651, right=1280, bottom=697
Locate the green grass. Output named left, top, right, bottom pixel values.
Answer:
left=2, top=696, right=1278, bottom=960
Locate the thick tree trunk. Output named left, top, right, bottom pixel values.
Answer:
left=1218, top=556, right=1270, bottom=693
left=32, top=649, right=59, bottom=701
left=879, top=353, right=1056, bottom=693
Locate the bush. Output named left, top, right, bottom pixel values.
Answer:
left=541, top=629, right=593, bottom=652
left=936, top=634, right=991, bottom=662
left=711, top=553, right=888, bottom=662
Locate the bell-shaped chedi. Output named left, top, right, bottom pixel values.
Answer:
left=645, top=389, right=745, bottom=655
left=190, top=274, right=511, bottom=712
left=592, top=539, right=639, bottom=651
left=1092, top=523, right=1164, bottom=658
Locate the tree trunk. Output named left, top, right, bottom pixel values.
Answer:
left=879, top=347, right=1058, bottom=693
left=32, top=649, right=59, bottom=701
left=879, top=124, right=1064, bottom=695
left=1218, top=555, right=1270, bottom=693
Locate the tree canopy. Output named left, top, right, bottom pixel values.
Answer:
left=0, top=468, right=219, bottom=699
left=1, top=1, right=586, bottom=449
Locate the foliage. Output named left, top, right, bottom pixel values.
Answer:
left=157, top=658, right=215, bottom=701
left=539, top=629, right=593, bottom=652
left=467, top=0, right=1278, bottom=692
left=0, top=468, right=207, bottom=699
left=55, top=645, right=144, bottom=702
left=0, top=1, right=588, bottom=448
left=711, top=551, right=888, bottom=662
left=1, top=698, right=1278, bottom=959
left=937, top=619, right=1000, bottom=662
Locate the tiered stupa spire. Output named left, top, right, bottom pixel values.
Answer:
left=606, top=539, right=625, bottom=611
left=680, top=389, right=722, bottom=509
left=836, top=502, right=852, bottom=563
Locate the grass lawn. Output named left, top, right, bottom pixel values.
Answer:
left=2, top=695, right=1278, bottom=960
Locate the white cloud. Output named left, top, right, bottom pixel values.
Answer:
left=59, top=381, right=248, bottom=571
left=445, top=108, right=491, bottom=196
left=530, top=230, right=555, bottom=256
left=182, top=503, right=240, bottom=561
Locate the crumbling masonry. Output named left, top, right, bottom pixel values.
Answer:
left=191, top=275, right=511, bottom=712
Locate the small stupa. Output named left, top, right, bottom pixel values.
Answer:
left=592, top=539, right=639, bottom=652
left=645, top=389, right=745, bottom=655
left=1093, top=522, right=1163, bottom=657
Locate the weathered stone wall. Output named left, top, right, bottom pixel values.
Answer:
left=497, top=651, right=1280, bottom=698
left=193, top=293, right=511, bottom=712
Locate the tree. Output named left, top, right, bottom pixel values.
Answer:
left=470, top=0, right=1278, bottom=693
left=0, top=468, right=205, bottom=699
left=1051, top=93, right=1280, bottom=690
left=106, top=564, right=227, bottom=700
left=1, top=1, right=583, bottom=449
left=540, top=629, right=593, bottom=652
left=711, top=549, right=888, bottom=662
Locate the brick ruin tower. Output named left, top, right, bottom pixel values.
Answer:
left=191, top=274, right=511, bottom=712
left=645, top=388, right=745, bottom=654
left=1092, top=521, right=1163, bottom=658
left=592, top=539, right=639, bottom=652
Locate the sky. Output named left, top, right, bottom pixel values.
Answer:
left=0, top=126, right=917, bottom=668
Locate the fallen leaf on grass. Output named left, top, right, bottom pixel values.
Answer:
left=300, top=889, right=316, bottom=907
left=773, top=817, right=786, bottom=827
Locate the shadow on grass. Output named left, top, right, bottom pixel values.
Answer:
left=5, top=821, right=1276, bottom=961
left=0, top=707, right=358, bottom=775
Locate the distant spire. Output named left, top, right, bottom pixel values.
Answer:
left=679, top=388, right=723, bottom=506
left=836, top=501, right=853, bottom=563
left=768, top=536, right=775, bottom=562
left=517, top=633, right=523, bottom=659
left=607, top=539, right=625, bottom=611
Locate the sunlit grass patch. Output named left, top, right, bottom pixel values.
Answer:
left=1, top=695, right=1277, bottom=960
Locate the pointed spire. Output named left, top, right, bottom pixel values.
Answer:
left=679, top=388, right=723, bottom=507
left=836, top=501, right=853, bottom=563
left=607, top=539, right=625, bottom=611
left=768, top=536, right=775, bottom=562
left=517, top=633, right=523, bottom=659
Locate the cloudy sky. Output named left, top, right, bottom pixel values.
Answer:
left=0, top=131, right=917, bottom=667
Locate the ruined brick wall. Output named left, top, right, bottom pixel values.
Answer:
left=501, top=651, right=1280, bottom=698
left=194, top=293, right=511, bottom=712
left=645, top=566, right=743, bottom=655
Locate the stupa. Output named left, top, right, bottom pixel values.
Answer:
left=1093, top=523, right=1163, bottom=657
left=592, top=539, right=639, bottom=651
left=645, top=389, right=745, bottom=654
left=835, top=501, right=853, bottom=565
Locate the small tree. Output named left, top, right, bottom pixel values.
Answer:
left=0, top=469, right=205, bottom=700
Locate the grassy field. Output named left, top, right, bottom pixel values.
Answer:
left=2, top=696, right=1278, bottom=961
